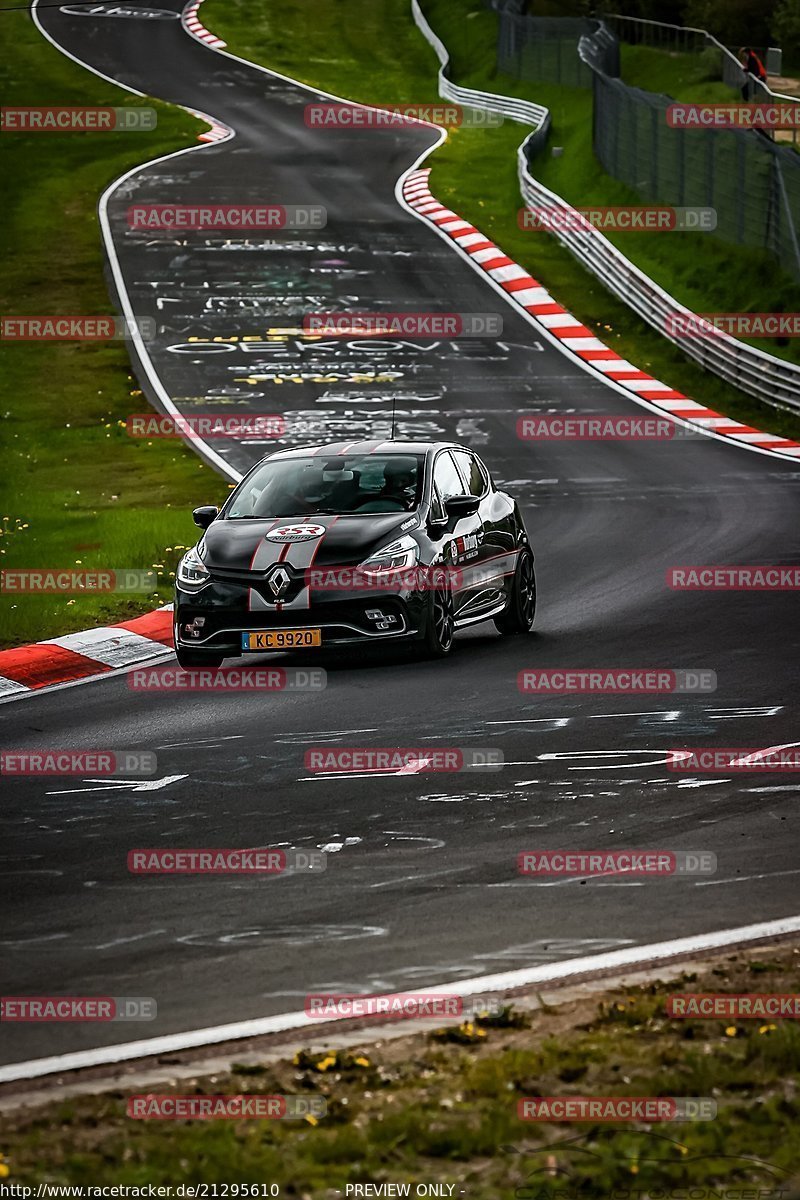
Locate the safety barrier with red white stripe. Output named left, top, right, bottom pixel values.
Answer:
left=190, top=108, right=231, bottom=144
left=180, top=0, right=231, bottom=143
left=0, top=607, right=174, bottom=701
left=411, top=0, right=800, bottom=415
left=10, top=170, right=793, bottom=702
left=7, top=4, right=796, bottom=703
left=403, top=169, right=800, bottom=462
left=182, top=0, right=226, bottom=49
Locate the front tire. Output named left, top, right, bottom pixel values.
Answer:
left=423, top=583, right=456, bottom=658
left=494, top=548, right=536, bottom=635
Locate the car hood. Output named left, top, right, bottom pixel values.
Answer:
left=201, top=512, right=419, bottom=572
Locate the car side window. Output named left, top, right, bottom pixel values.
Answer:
left=452, top=450, right=488, bottom=497
left=433, top=451, right=468, bottom=501
left=430, top=451, right=467, bottom=522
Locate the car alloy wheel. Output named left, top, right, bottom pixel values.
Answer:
left=494, top=548, right=536, bottom=635
left=425, top=584, right=455, bottom=657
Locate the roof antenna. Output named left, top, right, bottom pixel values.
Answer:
left=390, top=394, right=397, bottom=440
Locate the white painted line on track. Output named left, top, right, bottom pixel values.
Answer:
left=18, top=9, right=800, bottom=1098
left=26, top=0, right=453, bottom=494
left=30, top=0, right=800, bottom=549
left=1, top=914, right=799, bottom=1084
left=695, top=868, right=800, bottom=888
left=30, top=3, right=149, bottom=97
left=30, top=0, right=240, bottom=485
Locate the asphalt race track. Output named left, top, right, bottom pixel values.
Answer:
left=2, top=0, right=799, bottom=1069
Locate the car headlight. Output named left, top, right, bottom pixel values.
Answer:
left=176, top=544, right=210, bottom=591
left=360, top=534, right=419, bottom=574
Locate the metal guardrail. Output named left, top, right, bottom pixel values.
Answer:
left=576, top=28, right=800, bottom=280
left=603, top=13, right=800, bottom=143
left=517, top=147, right=800, bottom=413
left=604, top=14, right=798, bottom=100
left=410, top=0, right=548, bottom=129
left=411, top=0, right=800, bottom=413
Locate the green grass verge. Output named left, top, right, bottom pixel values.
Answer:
left=0, top=11, right=229, bottom=650
left=620, top=44, right=733, bottom=101
left=3, top=948, right=799, bottom=1192
left=206, top=0, right=800, bottom=446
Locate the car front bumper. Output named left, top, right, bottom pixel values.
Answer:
left=174, top=579, right=430, bottom=655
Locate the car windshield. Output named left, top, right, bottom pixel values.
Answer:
left=226, top=453, right=426, bottom=518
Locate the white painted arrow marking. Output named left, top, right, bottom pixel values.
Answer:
left=728, top=742, right=800, bottom=768
left=45, top=775, right=188, bottom=796
left=397, top=757, right=432, bottom=775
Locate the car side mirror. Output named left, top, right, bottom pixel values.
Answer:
left=192, top=505, right=219, bottom=529
left=445, top=494, right=480, bottom=520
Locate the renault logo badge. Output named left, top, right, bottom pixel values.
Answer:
left=266, top=565, right=291, bottom=599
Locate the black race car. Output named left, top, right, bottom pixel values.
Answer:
left=173, top=440, right=535, bottom=666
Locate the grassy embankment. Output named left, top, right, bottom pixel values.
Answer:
left=3, top=948, right=799, bottom=1193
left=0, top=10, right=228, bottom=649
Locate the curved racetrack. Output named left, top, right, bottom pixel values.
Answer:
left=2, top=0, right=799, bottom=1071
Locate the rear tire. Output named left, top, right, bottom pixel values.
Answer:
left=423, top=583, right=456, bottom=658
left=494, top=548, right=536, bottom=635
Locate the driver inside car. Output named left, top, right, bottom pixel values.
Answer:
left=378, top=458, right=418, bottom=509
left=264, top=465, right=324, bottom=516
